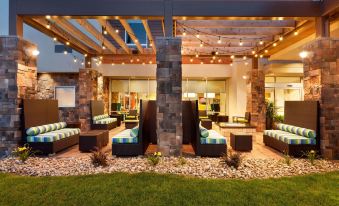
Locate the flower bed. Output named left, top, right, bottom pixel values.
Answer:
left=0, top=156, right=338, bottom=179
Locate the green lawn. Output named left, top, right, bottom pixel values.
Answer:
left=0, top=172, right=338, bottom=206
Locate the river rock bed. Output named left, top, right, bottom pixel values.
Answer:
left=0, top=156, right=338, bottom=179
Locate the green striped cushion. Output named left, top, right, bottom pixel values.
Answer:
left=199, top=125, right=209, bottom=138
left=112, top=129, right=138, bottom=144
left=264, top=130, right=316, bottom=145
left=93, top=114, right=110, bottom=121
left=200, top=130, right=227, bottom=144
left=130, top=127, right=139, bottom=137
left=94, top=118, right=116, bottom=124
left=277, top=123, right=316, bottom=139
left=27, top=128, right=80, bottom=142
left=26, top=122, right=67, bottom=136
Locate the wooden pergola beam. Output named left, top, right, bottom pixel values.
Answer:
left=141, top=20, right=156, bottom=54
left=119, top=19, right=144, bottom=54
left=75, top=19, right=117, bottom=54
left=177, top=28, right=284, bottom=36
left=177, top=20, right=297, bottom=28
left=97, top=19, right=131, bottom=54
left=53, top=17, right=102, bottom=53
left=24, top=17, right=94, bottom=55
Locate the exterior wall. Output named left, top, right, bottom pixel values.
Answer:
left=0, top=0, right=9, bottom=35
left=246, top=58, right=266, bottom=131
left=0, top=36, right=37, bottom=156
left=37, top=73, right=80, bottom=122
left=303, top=38, right=339, bottom=159
left=156, top=37, right=182, bottom=156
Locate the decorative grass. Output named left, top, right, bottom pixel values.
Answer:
left=0, top=171, right=338, bottom=206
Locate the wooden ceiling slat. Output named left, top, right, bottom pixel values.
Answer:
left=25, top=17, right=94, bottom=54
left=75, top=19, right=117, bottom=54
left=53, top=17, right=102, bottom=53
left=119, top=19, right=144, bottom=54
left=97, top=19, right=131, bottom=54
left=141, top=20, right=156, bottom=54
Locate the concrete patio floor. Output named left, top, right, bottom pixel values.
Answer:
left=56, top=123, right=283, bottom=160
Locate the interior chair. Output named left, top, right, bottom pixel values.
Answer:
left=233, top=112, right=251, bottom=124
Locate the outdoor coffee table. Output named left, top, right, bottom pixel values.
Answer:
left=230, top=132, right=253, bottom=151
left=125, top=120, right=139, bottom=129
left=79, top=130, right=109, bottom=152
left=201, top=119, right=212, bottom=130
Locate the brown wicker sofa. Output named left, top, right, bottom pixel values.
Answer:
left=111, top=100, right=154, bottom=156
left=90, top=100, right=117, bottom=130
left=263, top=101, right=320, bottom=157
left=187, top=100, right=227, bottom=157
left=23, top=99, right=79, bottom=155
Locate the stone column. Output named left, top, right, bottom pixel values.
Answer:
left=78, top=68, right=104, bottom=131
left=156, top=37, right=182, bottom=156
left=303, top=38, right=339, bottom=159
left=0, top=36, right=37, bottom=156
left=246, top=58, right=266, bottom=131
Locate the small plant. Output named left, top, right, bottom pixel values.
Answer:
left=12, top=144, right=35, bottom=163
left=306, top=150, right=318, bottom=166
left=177, top=156, right=187, bottom=166
left=147, top=152, right=162, bottom=166
left=283, top=151, right=292, bottom=166
left=221, top=151, right=243, bottom=169
left=90, top=148, right=108, bottom=167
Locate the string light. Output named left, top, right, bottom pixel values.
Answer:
left=190, top=58, right=193, bottom=62
left=200, top=62, right=204, bottom=64
left=81, top=61, right=84, bottom=66
left=294, top=31, right=299, bottom=36
left=87, top=61, right=91, bottom=65
left=217, top=37, right=222, bottom=44
left=279, top=35, right=283, bottom=41
left=252, top=50, right=256, bottom=54
left=231, top=55, right=235, bottom=59
left=102, top=44, right=106, bottom=50
left=255, top=54, right=258, bottom=58
left=66, top=42, right=70, bottom=46
left=130, top=59, right=134, bottom=63
left=215, top=51, right=219, bottom=55
left=111, top=63, right=115, bottom=66
left=200, top=41, right=204, bottom=47
left=259, top=39, right=264, bottom=45
left=149, top=60, right=153, bottom=64
left=218, top=59, right=222, bottom=63
left=84, top=54, right=88, bottom=57
left=243, top=56, right=247, bottom=60
left=260, top=54, right=263, bottom=58
left=196, top=34, right=200, bottom=38
left=265, top=50, right=268, bottom=53
left=73, top=57, right=77, bottom=63
left=46, top=22, right=51, bottom=29
left=100, top=56, right=103, bottom=60
left=245, top=62, right=249, bottom=66
left=195, top=53, right=199, bottom=58
left=239, top=39, right=243, bottom=46
left=115, top=29, right=119, bottom=33
left=212, top=56, right=216, bottom=60
left=273, top=43, right=277, bottom=47
left=122, top=62, right=125, bottom=65
left=53, top=37, right=57, bottom=42
left=183, top=29, right=187, bottom=36
left=230, top=63, right=233, bottom=66
left=45, top=15, right=51, bottom=19
left=149, top=41, right=153, bottom=47
left=64, top=50, right=68, bottom=55
left=136, top=58, right=140, bottom=62
left=103, top=27, right=108, bottom=35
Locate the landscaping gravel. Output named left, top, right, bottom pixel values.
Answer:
left=0, top=155, right=338, bottom=179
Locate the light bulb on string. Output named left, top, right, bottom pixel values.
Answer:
left=217, top=37, right=221, bottom=44
left=200, top=41, right=203, bottom=47
left=115, top=29, right=119, bottom=33
left=196, top=34, right=200, bottom=38
left=183, top=30, right=187, bottom=36
left=243, top=56, right=247, bottom=60
left=195, top=53, right=199, bottom=58
left=273, top=43, right=277, bottom=47
left=64, top=50, right=68, bottom=55
left=279, top=35, right=283, bottom=41
left=190, top=58, right=193, bottom=63
left=252, top=50, right=256, bottom=55
left=46, top=22, right=51, bottom=29
left=239, top=39, right=243, bottom=46
left=259, top=39, right=264, bottom=45
left=73, top=57, right=77, bottom=63
left=231, top=55, right=235, bottom=59
left=294, top=31, right=299, bottom=36
left=265, top=50, right=268, bottom=53
left=53, top=37, right=57, bottom=42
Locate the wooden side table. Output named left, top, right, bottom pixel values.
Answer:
left=79, top=130, right=109, bottom=152
left=230, top=133, right=252, bottom=151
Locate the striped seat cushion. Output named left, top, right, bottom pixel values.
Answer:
left=264, top=130, right=316, bottom=145
left=200, top=130, right=227, bottom=144
left=93, top=114, right=110, bottom=121
left=27, top=128, right=80, bottom=143
left=112, top=129, right=138, bottom=144
left=277, top=123, right=316, bottom=139
left=94, top=118, right=116, bottom=124
left=26, top=122, right=67, bottom=136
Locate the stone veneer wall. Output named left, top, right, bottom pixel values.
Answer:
left=78, top=68, right=105, bottom=131
left=156, top=37, right=183, bottom=156
left=246, top=58, right=266, bottom=132
left=303, top=38, right=339, bottom=159
left=0, top=37, right=37, bottom=156
left=37, top=73, right=79, bottom=122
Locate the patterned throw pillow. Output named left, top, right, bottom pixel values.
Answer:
left=130, top=127, right=139, bottom=138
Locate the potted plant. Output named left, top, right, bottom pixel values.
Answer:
left=265, top=101, right=275, bottom=130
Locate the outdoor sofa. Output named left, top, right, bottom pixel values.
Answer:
left=111, top=100, right=154, bottom=156
left=23, top=99, right=80, bottom=154
left=263, top=101, right=319, bottom=156
left=91, top=100, right=117, bottom=130
left=188, top=101, right=227, bottom=157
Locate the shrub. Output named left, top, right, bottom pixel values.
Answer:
left=12, top=144, right=35, bottom=163
left=305, top=150, right=318, bottom=166
left=90, top=148, right=108, bottom=167
left=177, top=156, right=187, bottom=166
left=221, top=151, right=243, bottom=169
left=283, top=151, right=292, bottom=166
left=148, top=152, right=162, bottom=166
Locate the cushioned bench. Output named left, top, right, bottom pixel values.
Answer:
left=264, top=123, right=317, bottom=156
left=195, top=124, right=227, bottom=157
left=92, top=114, right=117, bottom=130
left=112, top=127, right=138, bottom=144
left=26, top=122, right=80, bottom=154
